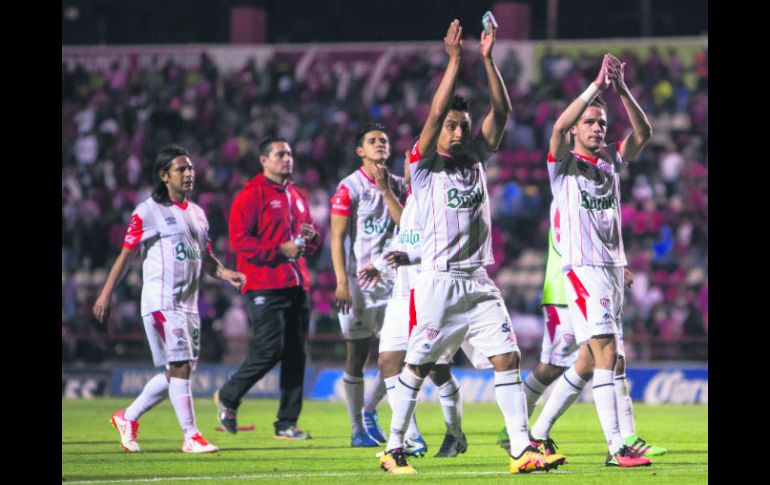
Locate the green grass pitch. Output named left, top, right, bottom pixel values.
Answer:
left=63, top=398, right=707, bottom=484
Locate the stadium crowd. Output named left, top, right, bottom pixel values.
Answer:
left=62, top=43, right=708, bottom=365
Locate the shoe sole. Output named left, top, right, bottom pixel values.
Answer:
left=605, top=461, right=652, bottom=467
left=182, top=448, right=218, bottom=454
left=546, top=457, right=567, bottom=471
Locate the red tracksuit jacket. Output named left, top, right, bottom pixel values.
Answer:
left=229, top=173, right=320, bottom=292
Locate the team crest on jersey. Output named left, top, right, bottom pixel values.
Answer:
left=165, top=216, right=177, bottom=225
left=600, top=297, right=611, bottom=311
left=172, top=329, right=185, bottom=338
left=426, top=327, right=440, bottom=340
left=270, top=200, right=282, bottom=209
left=597, top=160, right=613, bottom=174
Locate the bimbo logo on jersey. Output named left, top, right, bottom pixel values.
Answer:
left=175, top=242, right=202, bottom=261
left=446, top=187, right=485, bottom=209
left=363, top=218, right=391, bottom=235
left=398, top=229, right=420, bottom=245
left=579, top=190, right=617, bottom=210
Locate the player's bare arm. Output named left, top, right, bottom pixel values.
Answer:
left=549, top=53, right=613, bottom=160
left=93, top=247, right=137, bottom=323
left=417, top=19, right=464, bottom=158
left=608, top=55, right=652, bottom=161
left=203, top=251, right=246, bottom=290
left=477, top=17, right=512, bottom=156
left=371, top=163, right=403, bottom=225
left=330, top=213, right=352, bottom=314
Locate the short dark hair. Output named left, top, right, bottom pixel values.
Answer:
left=258, top=136, right=289, bottom=157
left=355, top=122, right=388, bottom=147
left=590, top=95, right=607, bottom=111
left=449, top=94, right=469, bottom=112
left=152, top=145, right=190, bottom=203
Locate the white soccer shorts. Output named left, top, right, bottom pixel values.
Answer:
left=142, top=310, right=200, bottom=369
left=337, top=275, right=392, bottom=340
left=563, top=265, right=624, bottom=347
left=406, top=268, right=519, bottom=366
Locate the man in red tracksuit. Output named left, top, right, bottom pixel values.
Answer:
left=214, top=136, right=321, bottom=440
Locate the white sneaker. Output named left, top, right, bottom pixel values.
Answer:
left=182, top=433, right=219, bottom=453
left=110, top=409, right=140, bottom=452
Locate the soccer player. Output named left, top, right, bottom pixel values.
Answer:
left=497, top=201, right=667, bottom=458
left=330, top=123, right=409, bottom=446
left=545, top=52, right=653, bottom=467
left=378, top=18, right=565, bottom=475
left=214, top=137, right=320, bottom=440
left=93, top=145, right=246, bottom=453
left=358, top=152, right=469, bottom=458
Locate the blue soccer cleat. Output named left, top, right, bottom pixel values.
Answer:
left=363, top=410, right=387, bottom=443
left=351, top=428, right=380, bottom=447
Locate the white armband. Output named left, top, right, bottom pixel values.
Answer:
left=579, top=83, right=599, bottom=104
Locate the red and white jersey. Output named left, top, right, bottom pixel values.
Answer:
left=408, top=143, right=494, bottom=271
left=123, top=198, right=211, bottom=315
left=547, top=142, right=627, bottom=269
left=388, top=193, right=423, bottom=299
left=330, top=167, right=408, bottom=276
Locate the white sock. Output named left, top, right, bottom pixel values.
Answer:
left=124, top=372, right=168, bottom=421
left=384, top=375, right=399, bottom=412
left=168, top=377, right=198, bottom=440
left=615, top=374, right=636, bottom=439
left=531, top=366, right=586, bottom=439
left=364, top=371, right=387, bottom=413
left=437, top=376, right=462, bottom=437
left=593, top=369, right=624, bottom=454
left=522, top=373, right=548, bottom=419
left=343, top=372, right=365, bottom=433
left=494, top=369, right=530, bottom=457
left=405, top=408, right=421, bottom=439
left=385, top=367, right=424, bottom=451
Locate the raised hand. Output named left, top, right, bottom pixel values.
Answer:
left=480, top=19, right=496, bottom=58
left=593, top=53, right=613, bottom=91
left=444, top=19, right=464, bottom=58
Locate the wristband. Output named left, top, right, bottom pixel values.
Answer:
left=579, top=83, right=599, bottom=104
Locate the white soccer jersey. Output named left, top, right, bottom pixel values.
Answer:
left=385, top=193, right=423, bottom=299
left=547, top=142, right=627, bottom=269
left=330, top=167, right=408, bottom=275
left=408, top=144, right=494, bottom=271
left=123, top=198, right=211, bottom=315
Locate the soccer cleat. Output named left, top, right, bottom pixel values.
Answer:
left=606, top=445, right=652, bottom=467
left=624, top=434, right=667, bottom=457
left=363, top=410, right=387, bottom=443
left=509, top=445, right=567, bottom=473
left=275, top=426, right=312, bottom=440
left=213, top=390, right=238, bottom=434
left=181, top=433, right=219, bottom=453
left=530, top=434, right=562, bottom=458
left=434, top=432, right=467, bottom=457
left=404, top=435, right=428, bottom=457
left=111, top=409, right=140, bottom=452
left=380, top=448, right=418, bottom=474
left=351, top=428, right=380, bottom=447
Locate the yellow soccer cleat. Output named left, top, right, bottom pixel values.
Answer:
left=509, top=445, right=561, bottom=474
left=380, top=448, right=418, bottom=475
